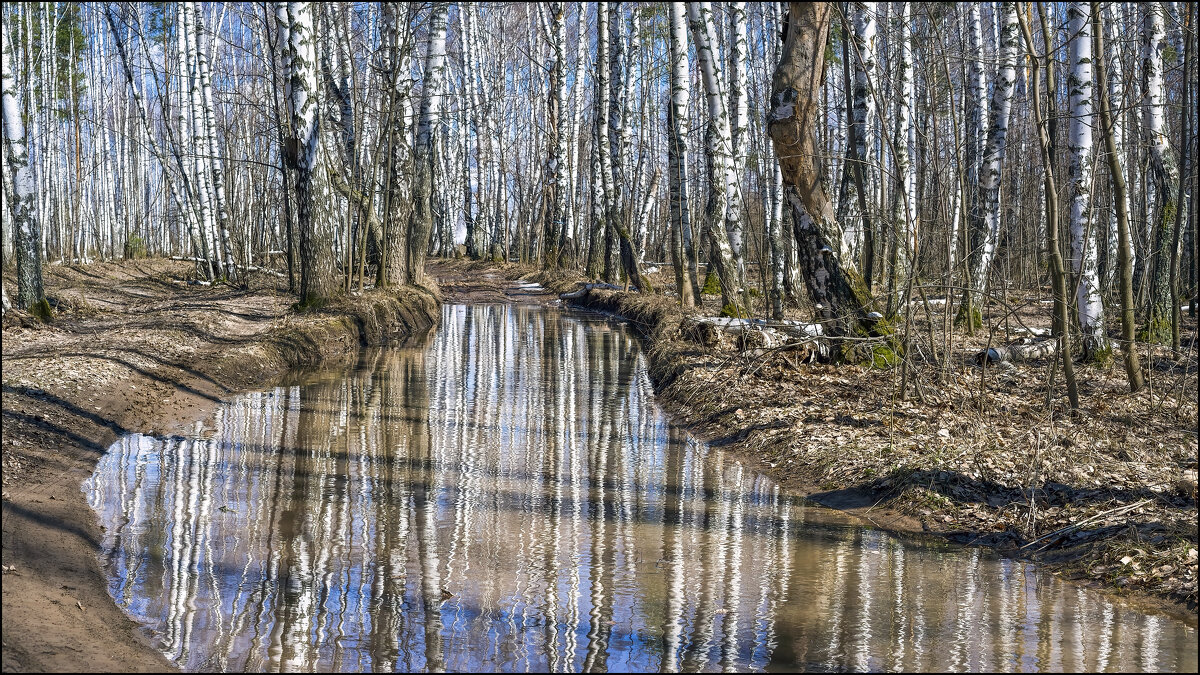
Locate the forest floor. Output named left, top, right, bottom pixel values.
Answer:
left=443, top=258, right=1198, bottom=622
left=0, top=258, right=1195, bottom=673
left=0, top=259, right=439, bottom=672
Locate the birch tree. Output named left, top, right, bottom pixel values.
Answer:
left=689, top=1, right=747, bottom=315
left=2, top=27, right=49, bottom=316
left=769, top=2, right=879, bottom=343
left=1065, top=2, right=1107, bottom=358
left=406, top=2, right=449, bottom=287
left=280, top=1, right=338, bottom=305
left=668, top=2, right=699, bottom=308
left=969, top=3, right=1019, bottom=305
left=1142, top=2, right=1182, bottom=343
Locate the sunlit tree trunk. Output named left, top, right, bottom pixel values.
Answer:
left=1142, top=2, right=1182, bottom=343
left=970, top=2, right=1018, bottom=302
left=668, top=2, right=699, bottom=308
left=689, top=1, right=746, bottom=314
left=1066, top=2, right=1107, bottom=358
left=281, top=1, right=338, bottom=305
left=407, top=2, right=449, bottom=287
left=1094, top=1, right=1144, bottom=392
left=2, top=28, right=48, bottom=315
left=885, top=1, right=915, bottom=315
left=769, top=2, right=878, bottom=343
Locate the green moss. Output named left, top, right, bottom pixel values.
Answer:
left=123, top=234, right=146, bottom=259
left=748, top=286, right=762, bottom=298
left=1139, top=316, right=1173, bottom=345
left=954, top=303, right=982, bottom=332
left=292, top=295, right=330, bottom=313
left=719, top=302, right=747, bottom=318
left=1083, top=341, right=1114, bottom=365
left=868, top=342, right=900, bottom=369
left=29, top=298, right=53, bottom=323
left=701, top=270, right=722, bottom=295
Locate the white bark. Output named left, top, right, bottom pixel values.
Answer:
left=971, top=2, right=1018, bottom=294
left=2, top=27, right=46, bottom=310
left=688, top=1, right=745, bottom=311
left=1066, top=2, right=1106, bottom=353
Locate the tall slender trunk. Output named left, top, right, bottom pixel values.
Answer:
left=971, top=3, right=1018, bottom=304
left=406, top=2, right=450, bottom=287
left=668, top=2, right=699, bottom=308
left=1142, top=3, right=1182, bottom=343
left=2, top=28, right=48, bottom=315
left=689, top=1, right=746, bottom=314
left=1066, top=2, right=1107, bottom=358
left=1093, top=2, right=1144, bottom=392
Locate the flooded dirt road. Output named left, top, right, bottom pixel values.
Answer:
left=86, top=304, right=1198, bottom=672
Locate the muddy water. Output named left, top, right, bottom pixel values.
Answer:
left=86, top=304, right=1197, bottom=672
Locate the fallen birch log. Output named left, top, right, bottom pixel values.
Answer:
left=978, top=337, right=1058, bottom=363
left=169, top=256, right=287, bottom=278
left=680, top=316, right=826, bottom=356
left=559, top=282, right=623, bottom=300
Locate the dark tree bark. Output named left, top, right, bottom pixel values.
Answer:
left=767, top=2, right=877, bottom=342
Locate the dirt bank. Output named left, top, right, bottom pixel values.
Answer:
left=1, top=259, right=439, bottom=672
left=516, top=263, right=1198, bottom=622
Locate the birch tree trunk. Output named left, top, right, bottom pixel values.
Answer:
left=281, top=1, right=338, bottom=305
left=970, top=2, right=1018, bottom=306
left=407, top=2, right=449, bottom=287
left=1142, top=2, right=1182, bottom=343
left=1066, top=2, right=1107, bottom=358
left=378, top=1, right=414, bottom=285
left=689, top=1, right=747, bottom=314
left=769, top=2, right=879, bottom=344
left=1094, top=1, right=1144, bottom=392
left=2, top=28, right=48, bottom=316
left=668, top=2, right=700, bottom=308
left=885, top=1, right=915, bottom=315
left=845, top=1, right=878, bottom=277
left=543, top=2, right=567, bottom=267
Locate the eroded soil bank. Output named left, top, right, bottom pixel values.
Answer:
left=486, top=260, right=1197, bottom=622
left=1, top=259, right=439, bottom=672
left=1, top=257, right=1195, bottom=672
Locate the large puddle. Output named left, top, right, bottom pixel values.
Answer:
left=86, top=304, right=1197, bottom=672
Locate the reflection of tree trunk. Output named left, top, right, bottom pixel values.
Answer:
left=402, top=351, right=443, bottom=672
left=661, top=425, right=688, bottom=671
left=367, top=348, right=411, bottom=669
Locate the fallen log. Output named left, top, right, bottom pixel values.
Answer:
left=978, top=337, right=1058, bottom=363
left=559, top=282, right=623, bottom=300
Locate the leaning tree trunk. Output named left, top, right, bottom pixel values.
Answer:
left=2, top=28, right=48, bottom=317
left=1066, top=2, right=1108, bottom=359
left=688, top=1, right=746, bottom=315
left=1094, top=1, right=1144, bottom=392
left=970, top=2, right=1018, bottom=307
left=406, top=2, right=449, bottom=288
left=769, top=2, right=879, bottom=345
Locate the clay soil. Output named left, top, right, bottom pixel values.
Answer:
left=1, top=259, right=439, bottom=672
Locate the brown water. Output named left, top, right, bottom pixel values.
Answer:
left=86, top=304, right=1198, bottom=672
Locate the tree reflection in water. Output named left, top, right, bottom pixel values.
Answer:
left=86, top=304, right=1198, bottom=673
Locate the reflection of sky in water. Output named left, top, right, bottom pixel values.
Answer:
left=85, top=304, right=1198, bottom=673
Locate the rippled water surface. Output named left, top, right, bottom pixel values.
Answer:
left=86, top=304, right=1197, bottom=672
